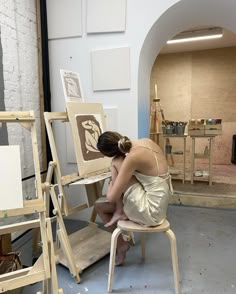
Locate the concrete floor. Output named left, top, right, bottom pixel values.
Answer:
left=14, top=204, right=236, bottom=294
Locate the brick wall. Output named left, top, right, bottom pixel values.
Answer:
left=0, top=0, right=41, bottom=199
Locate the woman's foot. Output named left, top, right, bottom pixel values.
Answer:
left=115, top=241, right=130, bottom=266
left=104, top=211, right=127, bottom=228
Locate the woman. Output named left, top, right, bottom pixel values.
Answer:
left=95, top=131, right=172, bottom=265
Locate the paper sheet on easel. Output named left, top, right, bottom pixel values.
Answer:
left=70, top=171, right=111, bottom=185
left=0, top=145, right=24, bottom=210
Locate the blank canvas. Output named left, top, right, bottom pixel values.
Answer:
left=0, top=145, right=23, bottom=210
left=46, top=0, right=82, bottom=39
left=91, top=47, right=131, bottom=91
left=86, top=0, right=126, bottom=33
left=104, top=106, right=119, bottom=131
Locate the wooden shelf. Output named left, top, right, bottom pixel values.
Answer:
left=163, top=136, right=187, bottom=184
left=190, top=136, right=215, bottom=186
left=194, top=153, right=209, bottom=159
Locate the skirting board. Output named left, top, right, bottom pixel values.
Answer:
left=170, top=191, right=236, bottom=209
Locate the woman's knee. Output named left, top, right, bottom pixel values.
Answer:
left=94, top=202, right=104, bottom=213
left=95, top=201, right=115, bottom=214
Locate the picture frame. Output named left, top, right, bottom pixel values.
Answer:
left=60, top=69, right=84, bottom=102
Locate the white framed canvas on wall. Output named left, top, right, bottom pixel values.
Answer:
left=86, top=0, right=126, bottom=33
left=46, top=0, right=82, bottom=39
left=91, top=47, right=131, bottom=91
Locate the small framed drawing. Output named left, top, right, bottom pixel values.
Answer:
left=60, top=69, right=84, bottom=102
left=66, top=101, right=111, bottom=176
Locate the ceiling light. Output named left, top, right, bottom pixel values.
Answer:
left=167, top=27, right=223, bottom=44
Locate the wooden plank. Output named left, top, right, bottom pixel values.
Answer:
left=44, top=111, right=68, bottom=122
left=0, top=219, right=39, bottom=235
left=55, top=225, right=111, bottom=271
left=0, top=269, right=46, bottom=292
left=0, top=199, right=45, bottom=218
left=0, top=111, right=35, bottom=122
left=170, top=192, right=236, bottom=209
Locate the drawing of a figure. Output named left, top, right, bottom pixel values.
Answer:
left=82, top=120, right=101, bottom=153
left=76, top=115, right=104, bottom=161
left=65, top=77, right=81, bottom=98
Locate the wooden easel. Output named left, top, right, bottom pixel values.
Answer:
left=44, top=109, right=111, bottom=283
left=0, top=111, right=63, bottom=293
left=150, top=98, right=160, bottom=143
left=150, top=85, right=174, bottom=166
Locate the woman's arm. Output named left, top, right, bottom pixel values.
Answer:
left=106, top=153, right=137, bottom=203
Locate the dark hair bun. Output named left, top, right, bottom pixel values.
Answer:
left=118, top=136, right=132, bottom=154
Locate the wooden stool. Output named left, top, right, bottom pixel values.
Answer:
left=108, top=219, right=180, bottom=293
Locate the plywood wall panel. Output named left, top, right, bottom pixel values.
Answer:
left=151, top=53, right=192, bottom=123
left=151, top=47, right=236, bottom=165
left=191, top=47, right=236, bottom=122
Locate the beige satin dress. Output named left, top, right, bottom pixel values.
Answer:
left=123, top=146, right=172, bottom=226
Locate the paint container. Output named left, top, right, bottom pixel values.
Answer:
left=177, top=125, right=186, bottom=135
left=166, top=126, right=174, bottom=135
left=162, top=126, right=167, bottom=134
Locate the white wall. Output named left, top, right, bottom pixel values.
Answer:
left=48, top=0, right=179, bottom=137
left=47, top=0, right=236, bottom=220
left=47, top=0, right=179, bottom=219
left=0, top=0, right=41, bottom=198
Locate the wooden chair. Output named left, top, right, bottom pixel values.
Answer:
left=108, top=219, right=180, bottom=293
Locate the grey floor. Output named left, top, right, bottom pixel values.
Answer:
left=15, top=205, right=236, bottom=294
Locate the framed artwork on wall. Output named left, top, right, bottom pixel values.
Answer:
left=86, top=0, right=126, bottom=33
left=91, top=47, right=131, bottom=91
left=46, top=0, right=82, bottom=39
left=60, top=69, right=84, bottom=102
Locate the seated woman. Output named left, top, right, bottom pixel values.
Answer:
left=95, top=131, right=172, bottom=265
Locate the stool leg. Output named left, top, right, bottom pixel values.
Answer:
left=165, top=229, right=180, bottom=294
left=108, top=227, right=122, bottom=293
left=140, top=232, right=146, bottom=259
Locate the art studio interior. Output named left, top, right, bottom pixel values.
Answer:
left=0, top=0, right=236, bottom=293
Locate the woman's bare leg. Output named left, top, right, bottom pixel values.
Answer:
left=104, top=156, right=138, bottom=228
left=104, top=195, right=127, bottom=228
left=95, top=156, right=138, bottom=265
left=95, top=200, right=130, bottom=265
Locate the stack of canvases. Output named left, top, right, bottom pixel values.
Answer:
left=188, top=118, right=222, bottom=136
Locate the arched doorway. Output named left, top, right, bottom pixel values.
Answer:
left=138, top=0, right=236, bottom=137
left=137, top=0, right=236, bottom=206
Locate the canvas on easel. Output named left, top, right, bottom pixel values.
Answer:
left=44, top=104, right=112, bottom=282
left=66, top=101, right=111, bottom=176
left=0, top=145, right=23, bottom=210
left=0, top=111, right=63, bottom=293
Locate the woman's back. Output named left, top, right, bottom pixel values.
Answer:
left=128, top=138, right=168, bottom=177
